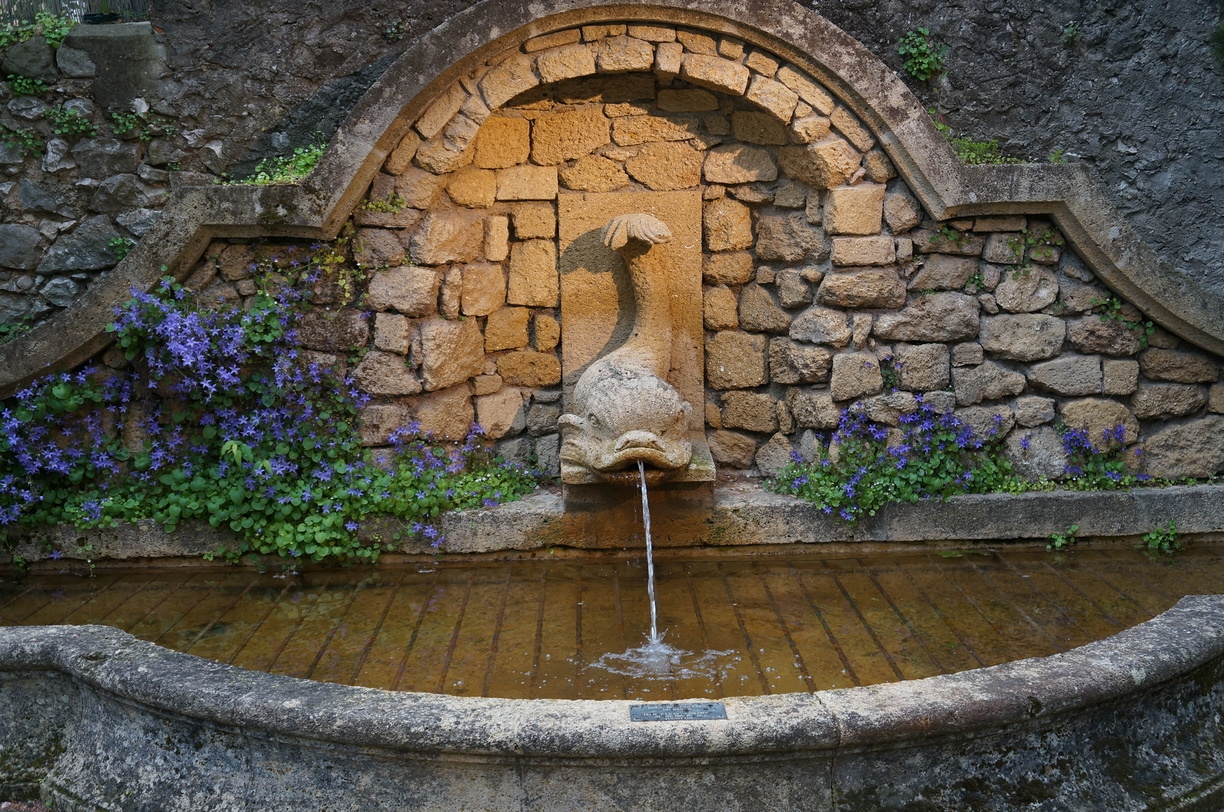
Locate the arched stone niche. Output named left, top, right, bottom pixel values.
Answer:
left=1, top=0, right=1221, bottom=481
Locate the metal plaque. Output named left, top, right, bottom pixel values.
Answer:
left=629, top=702, right=727, bottom=722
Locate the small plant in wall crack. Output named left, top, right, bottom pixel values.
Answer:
left=1048, top=524, right=1079, bottom=551
left=1143, top=521, right=1181, bottom=555
left=1211, top=21, right=1224, bottom=68
left=1062, top=22, right=1084, bottom=45
left=898, top=28, right=947, bottom=81
left=1092, top=295, right=1156, bottom=348
left=0, top=124, right=42, bottom=158
left=5, top=74, right=47, bottom=96
left=108, top=236, right=136, bottom=261
left=929, top=110, right=1025, bottom=165
left=49, top=105, right=98, bottom=138
left=227, top=134, right=327, bottom=185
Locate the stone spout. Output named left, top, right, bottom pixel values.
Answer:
left=559, top=213, right=693, bottom=484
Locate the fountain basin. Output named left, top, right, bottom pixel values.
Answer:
left=4, top=597, right=1224, bottom=810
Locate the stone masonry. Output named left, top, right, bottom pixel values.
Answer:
left=171, top=23, right=1224, bottom=481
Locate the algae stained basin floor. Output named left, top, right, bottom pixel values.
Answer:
left=2, top=546, right=1222, bottom=701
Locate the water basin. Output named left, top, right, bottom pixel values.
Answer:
left=4, top=544, right=1219, bottom=701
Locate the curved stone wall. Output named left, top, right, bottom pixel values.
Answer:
left=0, top=1, right=1221, bottom=486
left=3, top=597, right=1224, bottom=809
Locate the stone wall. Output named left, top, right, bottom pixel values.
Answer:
left=176, top=22, right=1224, bottom=483
left=0, top=23, right=189, bottom=328
left=141, top=0, right=1224, bottom=300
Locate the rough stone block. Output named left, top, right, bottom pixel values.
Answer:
left=783, top=134, right=861, bottom=188
left=769, top=338, right=832, bottom=385
left=704, top=285, right=739, bottom=331
left=394, top=167, right=446, bottom=209
left=486, top=306, right=530, bottom=352
left=679, top=54, right=750, bottom=95
left=624, top=141, right=703, bottom=190
left=982, top=233, right=1019, bottom=265
left=1014, top=395, right=1057, bottom=427
left=1028, top=355, right=1103, bottom=396
left=704, top=198, right=754, bottom=251
left=831, top=236, right=894, bottom=266
left=745, top=75, right=799, bottom=122
left=908, top=255, right=976, bottom=291
left=775, top=66, right=835, bottom=114
left=894, top=343, right=950, bottom=391
left=1103, top=359, right=1140, bottom=395
left=447, top=168, right=497, bottom=208
left=611, top=115, right=701, bottom=145
left=980, top=314, right=1066, bottom=361
left=359, top=403, right=413, bottom=446
left=1131, top=382, right=1207, bottom=419
left=995, top=267, right=1058, bottom=313
left=654, top=41, right=683, bottom=80
left=1065, top=316, right=1140, bottom=356
left=708, top=429, right=758, bottom=468
left=351, top=228, right=405, bottom=269
left=1060, top=398, right=1140, bottom=445
left=385, top=131, right=422, bottom=175
left=1142, top=417, right=1224, bottom=479
left=703, top=144, right=777, bottom=184
left=787, top=389, right=841, bottom=429
left=366, top=266, right=440, bottom=317
left=297, top=309, right=370, bottom=353
left=414, top=385, right=475, bottom=441
left=754, top=212, right=826, bottom=263
left=706, top=331, right=767, bottom=389
left=657, top=88, right=719, bottom=111
left=511, top=202, right=556, bottom=239
left=524, top=29, right=582, bottom=52
left=627, top=24, right=676, bottom=42
left=485, top=215, right=510, bottom=262
left=507, top=240, right=558, bottom=307
left=560, top=155, right=629, bottom=192
left=1210, top=384, right=1224, bottom=414
left=817, top=270, right=905, bottom=309
left=479, top=53, right=540, bottom=110
left=353, top=351, right=422, bottom=397
left=596, top=35, right=655, bottom=72
left=776, top=269, right=814, bottom=308
left=419, top=318, right=485, bottom=391
left=824, top=184, right=886, bottom=235
left=1005, top=425, right=1068, bottom=480
left=953, top=360, right=1027, bottom=405
left=1139, top=349, right=1220, bottom=383
left=498, top=350, right=562, bottom=387
left=416, top=83, right=469, bottom=140
left=475, top=387, right=526, bottom=439
left=731, top=111, right=788, bottom=146
left=409, top=211, right=485, bottom=265
left=739, top=284, right=792, bottom=334
left=534, top=314, right=560, bottom=351
left=535, top=43, right=597, bottom=83
left=374, top=313, right=412, bottom=354
left=474, top=117, right=531, bottom=169
left=830, top=107, right=874, bottom=152
left=702, top=252, right=754, bottom=285
left=883, top=191, right=923, bottom=233
left=873, top=293, right=980, bottom=342
left=721, top=391, right=779, bottom=433
left=789, top=114, right=832, bottom=145
left=459, top=263, right=506, bottom=316
left=954, top=404, right=1016, bottom=441
left=531, top=108, right=610, bottom=165
left=789, top=305, right=851, bottom=347
left=831, top=352, right=883, bottom=401
left=496, top=165, right=559, bottom=201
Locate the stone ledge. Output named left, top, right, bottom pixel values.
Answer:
left=2, top=0, right=1222, bottom=399
left=5, top=483, right=1222, bottom=561
left=3, top=597, right=1224, bottom=808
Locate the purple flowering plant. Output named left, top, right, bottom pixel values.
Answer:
left=1, top=263, right=541, bottom=563
left=768, top=398, right=1023, bottom=522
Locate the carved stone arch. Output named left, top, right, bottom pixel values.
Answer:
left=1, top=0, right=1221, bottom=398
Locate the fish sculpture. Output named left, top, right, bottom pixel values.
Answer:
left=559, top=213, right=694, bottom=484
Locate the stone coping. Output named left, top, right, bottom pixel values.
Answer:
left=1, top=0, right=1221, bottom=400
left=6, top=482, right=1221, bottom=562
left=3, top=597, right=1224, bottom=808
